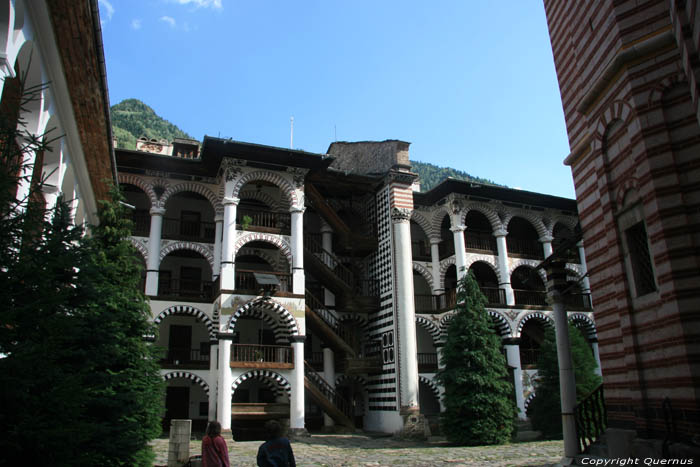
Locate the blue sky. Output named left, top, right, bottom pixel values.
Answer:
left=99, top=1, right=573, bottom=198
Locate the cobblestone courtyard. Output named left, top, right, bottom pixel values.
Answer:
left=152, top=434, right=564, bottom=466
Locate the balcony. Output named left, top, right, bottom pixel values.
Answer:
left=157, top=277, right=215, bottom=301
left=162, top=217, right=216, bottom=243
left=160, top=347, right=210, bottom=369
left=506, top=237, right=543, bottom=259
left=234, top=269, right=292, bottom=294
left=513, top=289, right=547, bottom=307
left=465, top=230, right=497, bottom=253
left=565, top=293, right=592, bottom=310
left=418, top=352, right=438, bottom=373
left=412, top=241, right=431, bottom=261
left=130, top=210, right=150, bottom=237
left=520, top=347, right=541, bottom=367
left=415, top=286, right=505, bottom=313
left=237, top=208, right=291, bottom=235
left=230, top=344, right=294, bottom=369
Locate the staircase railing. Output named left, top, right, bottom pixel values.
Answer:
left=304, top=289, right=353, bottom=345
left=304, top=361, right=353, bottom=421
left=305, top=183, right=351, bottom=234
left=574, top=383, right=607, bottom=453
left=304, top=234, right=354, bottom=287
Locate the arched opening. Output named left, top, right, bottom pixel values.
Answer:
left=237, top=180, right=290, bottom=235
left=511, top=266, right=546, bottom=306
left=520, top=318, right=550, bottom=367
left=468, top=261, right=504, bottom=304
left=418, top=380, right=441, bottom=417
left=416, top=324, right=437, bottom=373
left=464, top=210, right=496, bottom=253
left=235, top=241, right=291, bottom=293
left=122, top=183, right=150, bottom=236
left=229, top=301, right=295, bottom=369
left=413, top=270, right=433, bottom=313
left=506, top=217, right=543, bottom=259
left=438, top=214, right=454, bottom=259
left=163, top=191, right=216, bottom=243
left=553, top=222, right=579, bottom=263
left=336, top=379, right=366, bottom=429
left=158, top=249, right=214, bottom=300
left=231, top=373, right=290, bottom=441
left=442, top=264, right=458, bottom=310
left=163, top=375, right=209, bottom=433
left=411, top=220, right=430, bottom=261
left=156, top=313, right=211, bottom=369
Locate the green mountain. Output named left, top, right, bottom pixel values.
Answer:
left=110, top=99, right=501, bottom=189
left=111, top=99, right=193, bottom=150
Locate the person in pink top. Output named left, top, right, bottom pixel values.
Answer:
left=201, top=421, right=230, bottom=467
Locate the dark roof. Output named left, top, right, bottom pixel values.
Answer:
left=413, top=177, right=578, bottom=212
left=202, top=136, right=333, bottom=170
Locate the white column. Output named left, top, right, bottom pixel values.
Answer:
left=220, top=197, right=238, bottom=290
left=321, top=221, right=336, bottom=306
left=208, top=341, right=219, bottom=420
left=213, top=215, right=224, bottom=279
left=540, top=235, right=554, bottom=259
left=41, top=184, right=60, bottom=211
left=289, top=336, right=306, bottom=431
left=290, top=207, right=305, bottom=295
left=591, top=340, right=602, bottom=376
left=451, top=224, right=467, bottom=281
left=577, top=241, right=592, bottom=294
left=494, top=229, right=515, bottom=306
left=392, top=208, right=420, bottom=412
left=216, top=339, right=232, bottom=429
left=323, top=346, right=336, bottom=428
left=145, top=206, right=165, bottom=295
left=504, top=341, right=526, bottom=419
left=429, top=238, right=442, bottom=294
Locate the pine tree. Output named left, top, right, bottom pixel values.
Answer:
left=435, top=271, right=516, bottom=445
left=527, top=324, right=602, bottom=439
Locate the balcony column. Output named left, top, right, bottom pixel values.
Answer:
left=322, top=346, right=336, bottom=428
left=590, top=338, right=602, bottom=376
left=493, top=229, right=515, bottom=306
left=145, top=206, right=166, bottom=295
left=212, top=215, right=224, bottom=279
left=320, top=220, right=336, bottom=306
left=289, top=336, right=307, bottom=434
left=503, top=338, right=526, bottom=419
left=429, top=238, right=442, bottom=294
left=577, top=240, right=591, bottom=294
left=539, top=235, right=553, bottom=259
left=220, top=197, right=239, bottom=290
left=208, top=340, right=219, bottom=420
left=392, top=208, right=419, bottom=412
left=451, top=223, right=467, bottom=281
left=216, top=338, right=232, bottom=430
left=290, top=207, right=305, bottom=295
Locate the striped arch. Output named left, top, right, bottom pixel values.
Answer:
left=411, top=210, right=434, bottom=240
left=238, top=247, right=280, bottom=271
left=160, top=241, right=215, bottom=270
left=440, top=257, right=457, bottom=290
left=128, top=237, right=148, bottom=262
left=461, top=202, right=502, bottom=232
left=232, top=370, right=291, bottom=400
left=487, top=310, right=512, bottom=337
left=234, top=232, right=293, bottom=270
left=439, top=312, right=455, bottom=340
left=516, top=311, right=554, bottom=337
left=430, top=207, right=452, bottom=237
left=465, top=257, right=501, bottom=282
left=118, top=173, right=159, bottom=208
left=565, top=266, right=584, bottom=283
left=524, top=392, right=537, bottom=411
left=239, top=188, right=283, bottom=211
left=647, top=72, right=688, bottom=107
left=228, top=297, right=299, bottom=337
left=212, top=302, right=221, bottom=329
left=158, top=182, right=219, bottom=211
left=412, top=262, right=434, bottom=291
left=504, top=213, right=548, bottom=240
left=509, top=259, right=547, bottom=284
left=163, top=371, right=209, bottom=395
left=593, top=99, right=635, bottom=153
left=615, top=176, right=641, bottom=209
left=416, top=316, right=440, bottom=345
left=230, top=171, right=298, bottom=209
left=569, top=313, right=597, bottom=340
left=551, top=215, right=578, bottom=233
left=154, top=305, right=216, bottom=340
left=419, top=376, right=441, bottom=401
left=230, top=306, right=290, bottom=343
left=336, top=374, right=367, bottom=388
left=337, top=314, right=369, bottom=341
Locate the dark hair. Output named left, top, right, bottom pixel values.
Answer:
left=206, top=420, right=222, bottom=438
left=264, top=420, right=283, bottom=440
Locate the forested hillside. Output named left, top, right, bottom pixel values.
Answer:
left=110, top=99, right=501, bottom=190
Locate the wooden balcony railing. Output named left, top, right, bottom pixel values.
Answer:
left=464, top=230, right=497, bottom=252
left=565, top=293, right=592, bottom=309
left=157, top=277, right=214, bottom=300
left=130, top=211, right=150, bottom=236
left=230, top=344, right=293, bottom=368
left=574, top=384, right=607, bottom=453
left=162, top=217, right=216, bottom=242
left=417, top=352, right=438, bottom=372
left=235, top=269, right=291, bottom=293
left=506, top=237, right=543, bottom=259
left=161, top=347, right=210, bottom=368
left=237, top=208, right=291, bottom=235
left=415, top=286, right=505, bottom=313
left=519, top=347, right=541, bottom=366
left=513, top=289, right=547, bottom=306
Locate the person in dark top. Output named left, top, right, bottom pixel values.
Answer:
left=256, top=420, right=296, bottom=467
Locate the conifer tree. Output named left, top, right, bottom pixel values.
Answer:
left=435, top=271, right=516, bottom=445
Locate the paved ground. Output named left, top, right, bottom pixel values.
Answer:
left=151, top=434, right=564, bottom=466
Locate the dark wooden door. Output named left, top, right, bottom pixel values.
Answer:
left=169, top=324, right=192, bottom=362
left=164, top=386, right=190, bottom=429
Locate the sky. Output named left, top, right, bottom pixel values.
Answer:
left=99, top=0, right=574, bottom=199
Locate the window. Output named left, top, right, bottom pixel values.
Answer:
left=625, top=222, right=656, bottom=296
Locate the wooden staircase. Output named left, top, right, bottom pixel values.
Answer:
left=304, top=362, right=355, bottom=428
left=304, top=289, right=356, bottom=357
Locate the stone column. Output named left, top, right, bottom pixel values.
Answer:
left=577, top=240, right=592, bottom=294
left=494, top=229, right=515, bottom=305
left=289, top=336, right=307, bottom=433
left=213, top=215, right=224, bottom=279
left=429, top=238, right=442, bottom=294
left=504, top=339, right=526, bottom=419
left=208, top=341, right=219, bottom=420
left=392, top=208, right=420, bottom=412
left=546, top=260, right=578, bottom=461
left=290, top=207, right=305, bottom=295
left=323, top=346, right=336, bottom=428
left=220, top=197, right=238, bottom=290
left=451, top=224, right=467, bottom=281
left=145, top=206, right=165, bottom=296
left=539, top=235, right=554, bottom=259
left=217, top=339, right=232, bottom=430
left=590, top=339, right=603, bottom=376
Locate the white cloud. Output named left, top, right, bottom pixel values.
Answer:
left=99, top=0, right=114, bottom=21
left=131, top=19, right=142, bottom=30
left=172, top=0, right=222, bottom=9
left=160, top=16, right=176, bottom=28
